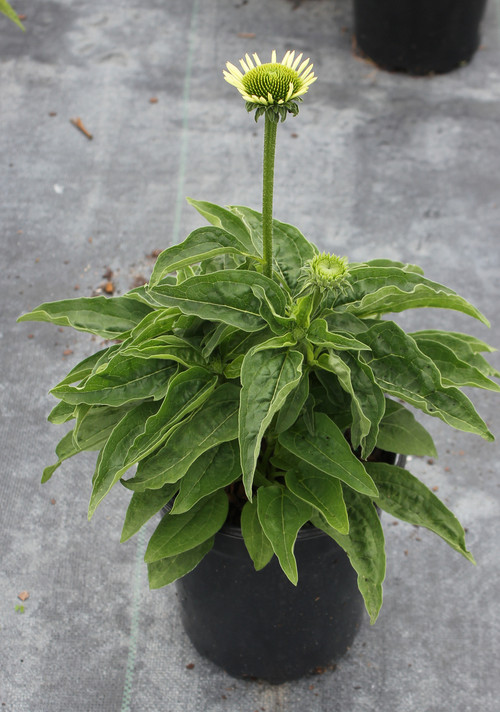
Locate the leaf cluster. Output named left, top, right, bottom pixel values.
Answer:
left=19, top=200, right=499, bottom=622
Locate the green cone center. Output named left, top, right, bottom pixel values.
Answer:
left=242, top=63, right=301, bottom=102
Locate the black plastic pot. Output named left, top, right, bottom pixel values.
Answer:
left=174, top=454, right=405, bottom=684
left=353, top=0, right=488, bottom=75
left=176, top=523, right=363, bottom=683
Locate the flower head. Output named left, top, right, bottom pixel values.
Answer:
left=301, top=252, right=350, bottom=294
left=223, top=50, right=317, bottom=122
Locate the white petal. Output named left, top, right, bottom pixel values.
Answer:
left=253, top=52, right=262, bottom=66
left=285, top=82, right=294, bottom=101
left=240, top=58, right=250, bottom=73
left=226, top=61, right=243, bottom=80
left=297, top=58, right=311, bottom=76
left=292, top=52, right=303, bottom=70
left=267, top=92, right=274, bottom=103
left=282, top=50, right=291, bottom=66
left=271, top=49, right=277, bottom=63
left=301, top=64, right=314, bottom=80
left=245, top=53, right=255, bottom=69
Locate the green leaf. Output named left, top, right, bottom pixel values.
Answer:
left=144, top=490, right=228, bottom=562
left=252, top=283, right=294, bottom=335
left=307, top=318, right=370, bottom=351
left=411, top=336, right=500, bottom=391
left=89, top=401, right=162, bottom=518
left=47, top=400, right=77, bottom=425
left=229, top=206, right=316, bottom=291
left=337, top=266, right=489, bottom=326
left=278, top=413, right=379, bottom=497
left=122, top=335, right=208, bottom=368
left=359, top=321, right=494, bottom=441
left=352, top=259, right=424, bottom=274
left=323, top=312, right=370, bottom=335
left=121, top=483, right=179, bottom=542
left=365, top=462, right=474, bottom=563
left=0, top=0, right=24, bottom=30
left=240, top=499, right=274, bottom=571
left=285, top=461, right=349, bottom=533
left=147, top=537, right=214, bottom=589
left=376, top=400, right=437, bottom=457
left=410, top=330, right=499, bottom=379
left=18, top=295, right=154, bottom=339
left=257, top=485, right=312, bottom=585
left=275, top=370, right=310, bottom=434
left=239, top=349, right=304, bottom=498
left=73, top=402, right=137, bottom=450
left=123, top=383, right=240, bottom=491
left=149, top=226, right=253, bottom=287
left=316, top=351, right=385, bottom=458
left=149, top=270, right=286, bottom=333
left=311, top=490, right=386, bottom=624
left=51, top=346, right=119, bottom=390
left=127, top=309, right=180, bottom=345
left=171, top=441, right=241, bottom=514
left=125, top=367, right=218, bottom=465
left=51, top=356, right=176, bottom=406
left=187, top=198, right=257, bottom=256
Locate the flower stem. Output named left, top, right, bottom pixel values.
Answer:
left=262, top=114, right=278, bottom=278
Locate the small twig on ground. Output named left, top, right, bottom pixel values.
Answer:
left=70, top=117, right=93, bottom=140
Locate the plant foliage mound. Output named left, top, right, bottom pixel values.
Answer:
left=19, top=199, right=499, bottom=622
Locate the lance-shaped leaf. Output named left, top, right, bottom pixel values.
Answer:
left=376, top=399, right=437, bottom=457
left=18, top=295, right=154, bottom=339
left=144, top=490, right=228, bottom=562
left=121, top=483, right=179, bottom=542
left=308, top=318, right=370, bottom=352
left=316, top=351, right=385, bottom=458
left=239, top=349, right=303, bottom=498
left=336, top=266, right=489, bottom=325
left=365, top=462, right=474, bottom=563
left=89, top=400, right=162, bottom=518
left=127, top=308, right=180, bottom=345
left=240, top=499, right=274, bottom=571
left=123, top=383, right=240, bottom=491
left=51, top=346, right=118, bottom=391
left=187, top=197, right=257, bottom=256
left=122, top=335, right=207, bottom=368
left=275, top=370, right=310, bottom=434
left=149, top=270, right=286, bottom=333
left=73, top=402, right=137, bottom=449
left=410, top=329, right=497, bottom=356
left=310, top=490, right=386, bottom=624
left=411, top=336, right=500, bottom=391
left=323, top=311, right=369, bottom=336
left=149, top=226, right=253, bottom=287
left=171, top=441, right=241, bottom=514
left=358, top=321, right=494, bottom=441
left=285, top=461, right=349, bottom=533
left=278, top=413, right=379, bottom=497
left=351, top=259, right=424, bottom=274
left=147, top=537, right=215, bottom=589
left=257, top=485, right=312, bottom=585
left=126, top=367, right=217, bottom=465
left=51, top=356, right=176, bottom=406
left=48, top=400, right=77, bottom=425
left=229, top=205, right=316, bottom=292
left=252, top=283, right=294, bottom=335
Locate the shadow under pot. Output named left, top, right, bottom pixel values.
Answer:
left=175, top=453, right=406, bottom=684
left=353, top=0, right=488, bottom=75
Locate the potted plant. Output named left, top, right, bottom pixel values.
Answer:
left=353, top=0, right=488, bottom=75
left=19, top=50, right=499, bottom=683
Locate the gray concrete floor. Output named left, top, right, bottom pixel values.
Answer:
left=2, top=0, right=500, bottom=710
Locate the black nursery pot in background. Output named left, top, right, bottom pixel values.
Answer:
left=176, top=524, right=364, bottom=684
left=353, top=0, right=488, bottom=75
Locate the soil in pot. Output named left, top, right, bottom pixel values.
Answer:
left=353, top=0, right=488, bottom=75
